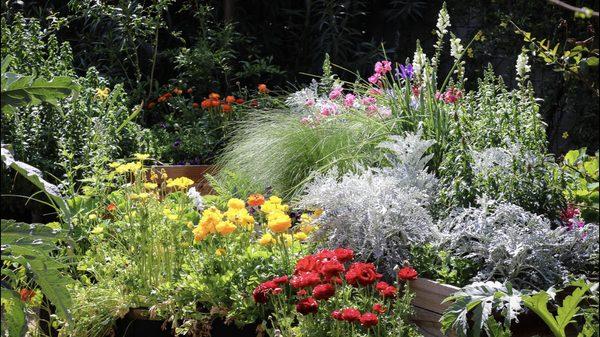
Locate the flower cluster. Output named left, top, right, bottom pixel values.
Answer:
left=199, top=92, right=244, bottom=112
left=146, top=86, right=193, bottom=109
left=253, top=248, right=420, bottom=334
left=192, top=198, right=255, bottom=241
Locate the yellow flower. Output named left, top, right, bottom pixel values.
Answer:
left=282, top=233, right=293, bottom=246
left=134, top=153, right=150, bottom=161
left=294, top=232, right=308, bottom=241
left=562, top=132, right=569, bottom=139
left=144, top=182, right=158, bottom=190
left=137, top=192, right=150, bottom=200
left=88, top=213, right=97, bottom=220
left=114, top=162, right=142, bottom=174
left=224, top=208, right=255, bottom=229
left=91, top=226, right=104, bottom=234
left=267, top=212, right=292, bottom=233
left=467, top=48, right=474, bottom=58
left=108, top=162, right=121, bottom=168
left=166, top=177, right=195, bottom=189
left=313, top=208, right=323, bottom=217
left=216, top=221, right=237, bottom=235
left=261, top=196, right=289, bottom=214
left=227, top=198, right=246, bottom=210
left=215, top=248, right=226, bottom=256
left=95, top=87, right=110, bottom=100
left=258, top=233, right=276, bottom=246
left=300, top=224, right=316, bottom=234
left=129, top=193, right=139, bottom=200
left=186, top=221, right=194, bottom=229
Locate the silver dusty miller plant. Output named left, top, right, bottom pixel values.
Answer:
left=439, top=197, right=599, bottom=289
left=298, top=130, right=439, bottom=277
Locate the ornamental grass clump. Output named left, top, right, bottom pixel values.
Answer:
left=253, top=249, right=420, bottom=337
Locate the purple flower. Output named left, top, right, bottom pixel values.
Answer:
left=173, top=139, right=182, bottom=148
left=396, top=64, right=414, bottom=80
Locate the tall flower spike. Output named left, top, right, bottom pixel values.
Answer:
left=435, top=3, right=451, bottom=38
left=516, top=50, right=531, bottom=80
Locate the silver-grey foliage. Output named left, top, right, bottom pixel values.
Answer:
left=298, top=130, right=439, bottom=277
left=439, top=198, right=599, bottom=289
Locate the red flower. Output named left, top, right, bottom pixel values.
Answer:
left=210, top=99, right=220, bottom=107
left=345, top=262, right=382, bottom=286
left=19, top=289, right=35, bottom=302
left=258, top=83, right=268, bottom=93
left=296, top=297, right=319, bottom=315
left=341, top=308, right=361, bottom=322
left=221, top=104, right=232, bottom=113
left=372, top=303, right=386, bottom=314
left=192, top=102, right=199, bottom=109
left=235, top=98, right=245, bottom=104
left=186, top=88, right=193, bottom=94
left=250, top=99, right=259, bottom=107
left=331, top=310, right=343, bottom=320
left=106, top=203, right=117, bottom=212
left=375, top=281, right=390, bottom=292
left=294, top=255, right=319, bottom=275
left=272, top=275, right=289, bottom=285
left=333, top=248, right=354, bottom=263
left=225, top=95, right=235, bottom=104
left=290, top=272, right=321, bottom=289
left=379, top=285, right=397, bottom=299
left=146, top=101, right=156, bottom=110
left=296, top=289, right=308, bottom=297
left=320, top=259, right=345, bottom=278
left=172, top=88, right=183, bottom=95
left=252, top=280, right=279, bottom=303
left=312, top=283, right=335, bottom=300
left=398, top=266, right=418, bottom=281
left=360, top=312, right=379, bottom=328
left=315, top=249, right=336, bottom=260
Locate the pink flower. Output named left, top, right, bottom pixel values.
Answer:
left=329, top=87, right=343, bottom=100
left=379, top=107, right=392, bottom=117
left=300, top=116, right=311, bottom=124
left=366, top=105, right=378, bottom=115
left=344, top=93, right=356, bottom=107
left=368, top=73, right=381, bottom=85
left=305, top=98, right=315, bottom=106
left=374, top=60, right=392, bottom=75
left=320, top=103, right=338, bottom=116
left=361, top=97, right=376, bottom=105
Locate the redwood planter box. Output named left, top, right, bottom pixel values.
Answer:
left=149, top=165, right=217, bottom=195
left=410, top=278, right=555, bottom=337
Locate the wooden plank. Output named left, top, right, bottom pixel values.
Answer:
left=410, top=278, right=460, bottom=314
left=412, top=307, right=455, bottom=337
left=148, top=165, right=217, bottom=195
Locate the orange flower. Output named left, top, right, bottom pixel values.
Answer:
left=247, top=194, right=265, bottom=207
left=235, top=98, right=245, bottom=104
left=20, top=289, right=35, bottom=302
left=186, top=88, right=193, bottom=94
left=258, top=84, right=268, bottom=93
left=225, top=95, right=235, bottom=104
left=106, top=203, right=117, bottom=212
left=172, top=88, right=183, bottom=95
left=192, top=102, right=199, bottom=109
left=157, top=92, right=172, bottom=103
left=209, top=92, right=220, bottom=100
left=210, top=99, right=221, bottom=108
left=147, top=101, right=156, bottom=109
left=222, top=104, right=232, bottom=112
left=201, top=99, right=211, bottom=109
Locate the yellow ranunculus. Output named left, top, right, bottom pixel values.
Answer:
left=144, top=182, right=158, bottom=190
left=108, top=162, right=121, bottom=168
left=166, top=177, right=194, bottom=189
left=91, top=226, right=104, bottom=234
left=216, top=221, right=236, bottom=235
left=227, top=198, right=246, bottom=210
left=215, top=248, right=226, bottom=256
left=261, top=196, right=289, bottom=214
left=114, top=162, right=142, bottom=174
left=258, top=233, right=275, bottom=246
left=293, top=232, right=308, bottom=241
left=88, top=214, right=97, bottom=220
left=186, top=221, right=194, bottom=229
left=267, top=212, right=291, bottom=233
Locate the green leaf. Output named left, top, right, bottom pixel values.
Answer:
left=586, top=57, right=599, bottom=67
left=564, top=150, right=580, bottom=165
left=523, top=291, right=564, bottom=337
left=555, top=282, right=590, bottom=331
left=1, top=72, right=78, bottom=111
left=0, top=288, right=27, bottom=337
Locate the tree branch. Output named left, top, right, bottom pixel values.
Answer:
left=547, top=0, right=599, bottom=17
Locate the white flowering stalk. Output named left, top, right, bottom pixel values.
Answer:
left=187, top=187, right=204, bottom=211
left=449, top=36, right=464, bottom=60
left=516, top=50, right=531, bottom=81
left=432, top=3, right=451, bottom=70
left=412, top=41, right=427, bottom=85
left=439, top=199, right=599, bottom=289
left=299, top=131, right=439, bottom=277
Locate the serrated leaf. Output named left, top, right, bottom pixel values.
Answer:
left=0, top=288, right=27, bottom=337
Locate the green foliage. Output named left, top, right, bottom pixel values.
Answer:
left=561, top=148, right=599, bottom=222
left=1, top=219, right=74, bottom=331
left=204, top=170, right=264, bottom=209
left=409, top=244, right=478, bottom=287
left=0, top=288, right=27, bottom=337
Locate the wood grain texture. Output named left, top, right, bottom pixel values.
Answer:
left=410, top=279, right=460, bottom=337
left=149, top=165, right=217, bottom=195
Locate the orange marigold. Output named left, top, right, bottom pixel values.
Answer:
left=201, top=99, right=211, bottom=109
left=209, top=92, right=220, bottom=100
left=222, top=104, right=232, bottom=112
left=210, top=99, right=221, bottom=107
left=258, top=84, right=268, bottom=93
left=247, top=194, right=265, bottom=207
left=225, top=95, right=235, bottom=104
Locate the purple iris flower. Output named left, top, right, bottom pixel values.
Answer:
left=396, top=64, right=414, bottom=80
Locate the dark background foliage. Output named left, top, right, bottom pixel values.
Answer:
left=1, top=0, right=598, bottom=154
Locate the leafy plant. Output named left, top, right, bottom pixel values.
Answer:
left=561, top=148, right=599, bottom=223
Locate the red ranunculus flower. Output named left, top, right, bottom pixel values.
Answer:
left=375, top=281, right=390, bottom=292
left=331, top=310, right=343, bottom=320
left=360, top=312, right=379, bottom=328
left=333, top=248, right=354, bottom=263
left=397, top=266, right=418, bottom=281
left=379, top=285, right=397, bottom=299
left=372, top=303, right=386, bottom=314
left=252, top=280, right=279, bottom=303
left=320, top=259, right=345, bottom=278
left=341, top=308, right=361, bottom=322
left=296, top=297, right=319, bottom=315
left=272, top=275, right=289, bottom=284
left=290, top=272, right=321, bottom=289
left=201, top=99, right=211, bottom=109
left=315, top=249, right=336, bottom=260
left=192, top=102, right=199, bottom=109
left=294, top=255, right=319, bottom=275
left=345, top=262, right=382, bottom=286
left=312, top=283, right=335, bottom=300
